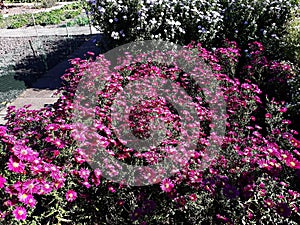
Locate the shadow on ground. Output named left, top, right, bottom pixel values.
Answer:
left=13, top=35, right=91, bottom=89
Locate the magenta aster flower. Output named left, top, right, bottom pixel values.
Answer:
left=7, top=157, right=25, bottom=173
left=160, top=178, right=174, bottom=192
left=108, top=186, right=116, bottom=193
left=13, top=206, right=27, bottom=221
left=0, top=175, right=6, bottom=188
left=53, top=138, right=65, bottom=149
left=290, top=137, right=300, bottom=148
left=189, top=193, right=197, bottom=201
left=223, top=184, right=239, bottom=199
left=38, top=181, right=52, bottom=195
left=264, top=199, right=274, bottom=208
left=66, top=190, right=77, bottom=202
left=130, top=208, right=144, bottom=221
left=79, top=168, right=90, bottom=180
left=18, top=193, right=31, bottom=204
left=285, top=157, right=300, bottom=169
left=45, top=123, right=60, bottom=131
left=94, top=168, right=102, bottom=178
left=27, top=195, right=37, bottom=208
left=82, top=181, right=91, bottom=189
left=12, top=144, right=37, bottom=162
left=276, top=202, right=292, bottom=218
left=0, top=126, right=7, bottom=136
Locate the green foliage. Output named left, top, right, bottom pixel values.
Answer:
left=64, top=16, right=89, bottom=27
left=40, top=0, right=57, bottom=9
left=6, top=14, right=31, bottom=29
left=284, top=8, right=300, bottom=64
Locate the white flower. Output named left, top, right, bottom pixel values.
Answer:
left=111, top=31, right=120, bottom=39
left=150, top=18, right=157, bottom=25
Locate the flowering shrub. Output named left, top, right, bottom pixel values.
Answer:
left=234, top=40, right=300, bottom=137
left=87, top=0, right=223, bottom=45
left=0, top=41, right=300, bottom=224
left=86, top=0, right=299, bottom=61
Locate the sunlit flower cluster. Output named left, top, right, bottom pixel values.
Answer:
left=0, top=40, right=299, bottom=224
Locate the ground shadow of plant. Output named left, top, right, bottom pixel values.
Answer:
left=13, top=35, right=91, bottom=89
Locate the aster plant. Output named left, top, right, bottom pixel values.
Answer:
left=0, top=39, right=299, bottom=224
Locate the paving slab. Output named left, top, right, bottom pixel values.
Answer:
left=0, top=26, right=98, bottom=37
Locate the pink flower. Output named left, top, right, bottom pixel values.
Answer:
left=285, top=157, right=300, bottom=169
left=53, top=138, right=65, bottom=149
left=87, top=51, right=95, bottom=56
left=276, top=202, right=292, bottom=218
left=12, top=144, right=37, bottom=162
left=248, top=211, right=254, bottom=220
left=18, top=193, right=34, bottom=206
left=160, top=178, right=174, bottom=192
left=290, top=137, right=300, bottom=149
left=66, top=190, right=77, bottom=202
left=108, top=186, right=116, bottom=193
left=189, top=193, right=197, bottom=201
left=279, top=107, right=288, bottom=113
left=264, top=199, right=274, bottom=208
left=27, top=196, right=37, bottom=208
left=7, top=157, right=25, bottom=173
left=79, top=168, right=90, bottom=180
left=265, top=113, right=272, bottom=118
left=45, top=123, right=60, bottom=131
left=82, top=181, right=91, bottom=189
left=13, top=206, right=27, bottom=221
left=53, top=178, right=65, bottom=190
left=0, top=175, right=6, bottom=188
left=38, top=181, right=52, bottom=195
left=94, top=168, right=102, bottom=179
left=0, top=126, right=7, bottom=136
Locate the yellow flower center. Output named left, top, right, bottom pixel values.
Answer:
left=21, top=194, right=27, bottom=199
left=13, top=162, right=19, bottom=168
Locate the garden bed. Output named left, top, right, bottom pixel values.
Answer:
left=0, top=2, right=89, bottom=29
left=0, top=0, right=299, bottom=224
left=0, top=2, right=76, bottom=17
